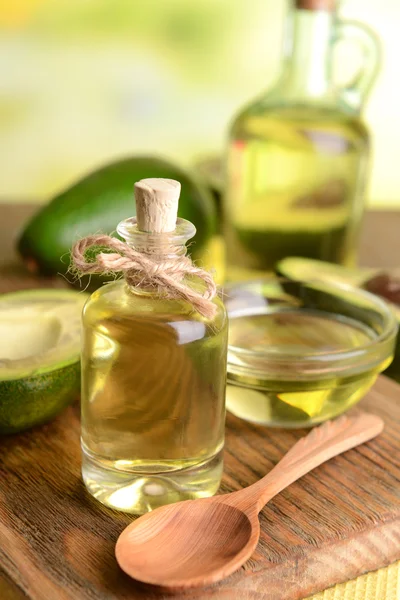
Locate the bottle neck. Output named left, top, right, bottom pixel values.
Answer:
left=280, top=8, right=335, bottom=100
left=117, top=217, right=196, bottom=259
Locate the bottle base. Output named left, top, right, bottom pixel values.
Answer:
left=81, top=447, right=224, bottom=514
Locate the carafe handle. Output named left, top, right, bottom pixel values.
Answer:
left=333, top=20, right=381, bottom=112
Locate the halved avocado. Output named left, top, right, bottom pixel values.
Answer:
left=0, top=289, right=87, bottom=434
left=275, top=257, right=400, bottom=382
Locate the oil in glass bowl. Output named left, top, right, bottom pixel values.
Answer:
left=225, top=279, right=397, bottom=428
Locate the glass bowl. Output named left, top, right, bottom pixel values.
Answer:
left=224, top=278, right=398, bottom=428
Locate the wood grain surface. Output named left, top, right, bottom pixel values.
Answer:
left=114, top=414, right=385, bottom=590
left=1, top=205, right=400, bottom=600
left=1, top=378, right=400, bottom=600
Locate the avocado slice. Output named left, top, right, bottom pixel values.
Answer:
left=275, top=257, right=376, bottom=287
left=18, top=156, right=217, bottom=279
left=0, top=289, right=87, bottom=434
left=275, top=257, right=400, bottom=310
left=275, top=257, right=400, bottom=382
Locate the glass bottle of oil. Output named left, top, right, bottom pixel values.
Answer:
left=225, top=0, right=380, bottom=281
left=80, top=178, right=228, bottom=514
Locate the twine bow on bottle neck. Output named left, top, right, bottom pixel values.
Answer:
left=71, top=234, right=217, bottom=319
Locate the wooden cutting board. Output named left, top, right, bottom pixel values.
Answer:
left=0, top=265, right=400, bottom=600
left=0, top=374, right=399, bottom=600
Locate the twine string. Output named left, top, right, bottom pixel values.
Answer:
left=71, top=234, right=217, bottom=319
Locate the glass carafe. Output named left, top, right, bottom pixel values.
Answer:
left=224, top=0, right=380, bottom=281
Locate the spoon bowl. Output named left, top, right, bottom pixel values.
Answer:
left=116, top=413, right=383, bottom=591
left=116, top=499, right=257, bottom=588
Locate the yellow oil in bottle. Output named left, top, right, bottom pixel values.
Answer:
left=227, top=308, right=383, bottom=427
left=225, top=107, right=369, bottom=281
left=81, top=281, right=228, bottom=514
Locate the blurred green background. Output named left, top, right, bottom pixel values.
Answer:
left=0, top=0, right=398, bottom=206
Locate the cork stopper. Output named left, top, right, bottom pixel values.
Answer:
left=296, top=0, right=335, bottom=11
left=134, top=178, right=181, bottom=233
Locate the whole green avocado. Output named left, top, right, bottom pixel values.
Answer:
left=18, top=156, right=217, bottom=275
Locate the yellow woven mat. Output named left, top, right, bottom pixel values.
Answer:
left=306, top=561, right=400, bottom=600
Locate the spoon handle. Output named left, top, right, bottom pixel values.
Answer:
left=229, top=413, right=383, bottom=513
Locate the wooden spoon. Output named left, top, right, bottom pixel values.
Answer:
left=115, top=413, right=383, bottom=591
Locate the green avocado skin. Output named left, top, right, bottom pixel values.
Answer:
left=0, top=362, right=80, bottom=434
left=275, top=257, right=400, bottom=383
left=17, top=157, right=217, bottom=275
